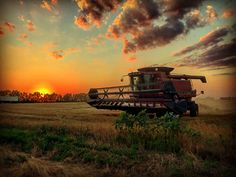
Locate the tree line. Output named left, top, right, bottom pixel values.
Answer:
left=0, top=90, right=87, bottom=103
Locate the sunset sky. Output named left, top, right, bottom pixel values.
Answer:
left=0, top=0, right=235, bottom=97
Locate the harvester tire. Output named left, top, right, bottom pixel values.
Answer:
left=190, top=103, right=198, bottom=117
left=88, top=89, right=98, bottom=99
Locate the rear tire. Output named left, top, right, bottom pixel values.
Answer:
left=190, top=103, right=198, bottom=117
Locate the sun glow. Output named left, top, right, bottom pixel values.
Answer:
left=35, top=88, right=52, bottom=95
left=32, top=83, right=53, bottom=95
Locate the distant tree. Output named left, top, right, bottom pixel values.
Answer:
left=0, top=90, right=11, bottom=96
left=63, top=93, right=73, bottom=102
left=11, top=90, right=21, bottom=96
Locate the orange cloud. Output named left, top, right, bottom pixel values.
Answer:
left=50, top=50, right=64, bottom=60
left=51, top=0, right=57, bottom=5
left=128, top=56, right=137, bottom=62
left=173, top=27, right=230, bottom=57
left=74, top=16, right=90, bottom=30
left=41, top=0, right=59, bottom=14
left=17, top=33, right=32, bottom=46
left=74, top=0, right=122, bottom=30
left=4, top=22, right=15, bottom=32
left=48, top=44, right=79, bottom=60
left=27, top=20, right=36, bottom=31
left=41, top=0, right=52, bottom=12
left=222, top=9, right=235, bottom=18
left=206, top=5, right=218, bottom=22
left=199, top=27, right=228, bottom=42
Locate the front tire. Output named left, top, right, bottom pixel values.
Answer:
left=190, top=102, right=199, bottom=117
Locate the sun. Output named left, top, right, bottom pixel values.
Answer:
left=35, top=88, right=52, bottom=95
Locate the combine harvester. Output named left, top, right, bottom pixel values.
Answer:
left=87, top=66, right=206, bottom=117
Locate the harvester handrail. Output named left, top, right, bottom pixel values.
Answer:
left=92, top=82, right=162, bottom=91
left=93, top=85, right=130, bottom=90
left=90, top=89, right=163, bottom=96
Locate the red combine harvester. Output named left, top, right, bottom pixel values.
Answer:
left=87, top=66, right=207, bottom=117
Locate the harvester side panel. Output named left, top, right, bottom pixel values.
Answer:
left=172, top=80, right=195, bottom=98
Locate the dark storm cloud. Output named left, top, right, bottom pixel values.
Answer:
left=232, top=23, right=236, bottom=32
left=183, top=5, right=217, bottom=32
left=107, top=0, right=160, bottom=39
left=173, top=27, right=230, bottom=56
left=107, top=0, right=209, bottom=53
left=163, top=0, right=205, bottom=18
left=184, top=10, right=206, bottom=29
left=75, top=0, right=220, bottom=54
left=123, top=19, right=185, bottom=53
left=175, top=38, right=236, bottom=69
left=199, top=40, right=236, bottom=66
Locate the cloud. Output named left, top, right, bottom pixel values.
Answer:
left=206, top=5, right=218, bottom=22
left=87, top=34, right=105, bottom=46
left=184, top=10, right=206, bottom=29
left=51, top=0, right=58, bottom=5
left=50, top=48, right=79, bottom=60
left=199, top=27, right=228, bottom=42
left=4, top=22, right=16, bottom=32
left=173, top=27, right=230, bottom=56
left=0, top=27, right=4, bottom=37
left=74, top=16, right=90, bottom=30
left=43, top=42, right=57, bottom=50
left=74, top=0, right=123, bottom=29
left=27, top=20, right=36, bottom=31
left=122, top=18, right=185, bottom=53
left=40, top=0, right=58, bottom=14
left=46, top=43, right=79, bottom=60
left=106, top=0, right=214, bottom=54
left=64, top=48, right=79, bottom=55
left=73, top=0, right=221, bottom=54
left=128, top=56, right=137, bottom=62
left=41, top=0, right=52, bottom=12
left=18, top=33, right=28, bottom=40
left=172, top=22, right=236, bottom=70
left=18, top=15, right=25, bottom=22
left=107, top=0, right=160, bottom=39
left=17, top=33, right=32, bottom=46
left=214, top=71, right=236, bottom=76
left=222, top=9, right=235, bottom=18
left=163, top=0, right=205, bottom=18
left=50, top=50, right=64, bottom=60
left=174, top=37, right=236, bottom=69
left=184, top=5, right=217, bottom=30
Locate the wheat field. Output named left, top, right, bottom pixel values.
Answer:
left=0, top=98, right=235, bottom=177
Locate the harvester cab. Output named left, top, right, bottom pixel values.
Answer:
left=87, top=66, right=206, bottom=117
